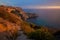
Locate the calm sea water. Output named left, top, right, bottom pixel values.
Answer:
left=23, top=9, right=60, bottom=28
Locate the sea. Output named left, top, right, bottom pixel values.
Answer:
left=23, top=9, right=60, bottom=28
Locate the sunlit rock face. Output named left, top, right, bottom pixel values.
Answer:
left=0, top=18, right=21, bottom=40
left=0, top=5, right=27, bottom=35
left=0, top=5, right=37, bottom=40
left=0, top=5, right=29, bottom=20
left=0, top=18, right=21, bottom=32
left=0, top=5, right=27, bottom=40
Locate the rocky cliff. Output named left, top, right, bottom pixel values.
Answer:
left=0, top=5, right=34, bottom=40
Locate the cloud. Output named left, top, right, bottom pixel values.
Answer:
left=0, top=0, right=60, bottom=8
left=0, top=0, right=15, bottom=6
left=0, top=1, right=7, bottom=5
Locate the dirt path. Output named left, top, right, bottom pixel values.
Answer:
left=16, top=31, right=31, bottom=40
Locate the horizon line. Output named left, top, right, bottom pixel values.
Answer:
left=21, top=6, right=60, bottom=9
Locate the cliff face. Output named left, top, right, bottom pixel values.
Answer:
left=0, top=5, right=30, bottom=40
left=0, top=5, right=34, bottom=40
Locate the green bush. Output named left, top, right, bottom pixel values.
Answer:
left=27, top=30, right=56, bottom=40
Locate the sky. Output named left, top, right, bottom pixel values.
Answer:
left=0, top=0, right=60, bottom=9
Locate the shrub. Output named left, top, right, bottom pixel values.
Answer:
left=6, top=31, right=19, bottom=40
left=21, top=21, right=35, bottom=34
left=53, top=31, right=60, bottom=40
left=27, top=29, right=56, bottom=40
left=29, top=23, right=41, bottom=30
left=5, top=28, right=20, bottom=40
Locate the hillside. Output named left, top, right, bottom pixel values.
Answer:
left=0, top=5, right=33, bottom=40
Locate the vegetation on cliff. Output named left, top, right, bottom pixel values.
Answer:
left=0, top=5, right=35, bottom=40
left=27, top=29, right=56, bottom=40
